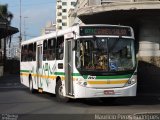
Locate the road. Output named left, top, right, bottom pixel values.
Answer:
left=0, top=75, right=160, bottom=120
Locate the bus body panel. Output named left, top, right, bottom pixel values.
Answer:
left=41, top=60, right=57, bottom=93
left=20, top=61, right=36, bottom=88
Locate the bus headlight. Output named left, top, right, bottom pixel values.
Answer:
left=124, top=75, right=137, bottom=87
left=76, top=78, right=87, bottom=87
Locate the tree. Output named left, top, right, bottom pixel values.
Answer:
left=0, top=4, right=14, bottom=74
left=0, top=4, right=13, bottom=25
left=0, top=4, right=14, bottom=47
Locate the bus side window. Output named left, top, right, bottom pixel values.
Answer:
left=33, top=43, right=36, bottom=61
left=28, top=44, right=34, bottom=61
left=48, top=38, right=56, bottom=60
left=56, top=36, right=64, bottom=60
left=43, top=40, right=48, bottom=61
left=24, top=45, right=28, bottom=61
left=21, top=46, right=24, bottom=61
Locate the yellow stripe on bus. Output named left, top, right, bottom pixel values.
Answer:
left=20, top=73, right=29, bottom=76
left=20, top=73, right=78, bottom=81
left=32, top=74, right=37, bottom=77
left=87, top=80, right=128, bottom=85
left=20, top=73, right=66, bottom=80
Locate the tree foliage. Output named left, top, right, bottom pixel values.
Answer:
left=0, top=4, right=13, bottom=25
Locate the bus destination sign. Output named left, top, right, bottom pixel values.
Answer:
left=80, top=26, right=132, bottom=36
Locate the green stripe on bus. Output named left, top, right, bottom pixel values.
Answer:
left=72, top=73, right=81, bottom=76
left=71, top=73, right=132, bottom=79
left=96, top=74, right=132, bottom=79
left=54, top=72, right=65, bottom=75
left=20, top=70, right=30, bottom=73
left=82, top=74, right=132, bottom=79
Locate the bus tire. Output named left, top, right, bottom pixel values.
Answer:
left=29, top=76, right=36, bottom=93
left=55, top=80, right=69, bottom=102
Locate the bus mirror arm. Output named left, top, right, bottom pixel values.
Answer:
left=72, top=40, right=77, bottom=51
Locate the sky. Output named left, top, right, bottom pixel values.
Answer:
left=0, top=0, right=56, bottom=46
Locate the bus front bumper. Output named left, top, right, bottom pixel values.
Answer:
left=74, top=83, right=137, bottom=98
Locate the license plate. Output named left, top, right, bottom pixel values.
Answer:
left=104, top=90, right=115, bottom=95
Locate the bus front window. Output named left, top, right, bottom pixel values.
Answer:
left=75, top=38, right=135, bottom=72
left=76, top=38, right=109, bottom=71
left=108, top=38, right=135, bottom=71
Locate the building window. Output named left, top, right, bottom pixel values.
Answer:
left=62, top=2, right=67, bottom=5
left=62, top=9, right=67, bottom=13
left=58, top=26, right=62, bottom=29
left=57, top=12, right=62, bottom=16
left=71, top=2, right=76, bottom=6
left=57, top=19, right=62, bottom=23
left=62, top=16, right=67, bottom=19
left=57, top=5, right=62, bottom=9
left=62, top=22, right=67, bottom=26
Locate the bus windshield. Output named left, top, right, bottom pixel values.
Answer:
left=75, top=37, right=135, bottom=72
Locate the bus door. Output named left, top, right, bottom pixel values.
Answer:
left=65, top=39, right=74, bottom=96
left=37, top=45, right=43, bottom=89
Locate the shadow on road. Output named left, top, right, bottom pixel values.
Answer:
left=1, top=87, right=159, bottom=107
left=73, top=96, right=160, bottom=106
left=20, top=86, right=160, bottom=106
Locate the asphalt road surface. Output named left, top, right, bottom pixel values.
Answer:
left=0, top=75, right=160, bottom=120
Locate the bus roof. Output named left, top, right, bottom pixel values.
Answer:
left=21, top=24, right=133, bottom=45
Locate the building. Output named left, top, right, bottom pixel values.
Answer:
left=41, top=21, right=56, bottom=35
left=56, top=0, right=77, bottom=30
left=70, top=0, right=160, bottom=94
left=68, top=1, right=82, bottom=27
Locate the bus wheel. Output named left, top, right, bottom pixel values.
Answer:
left=55, top=80, right=69, bottom=102
left=29, top=77, right=35, bottom=93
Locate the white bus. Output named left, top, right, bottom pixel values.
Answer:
left=20, top=24, right=137, bottom=102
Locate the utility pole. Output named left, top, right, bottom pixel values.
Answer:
left=19, top=0, right=22, bottom=48
left=24, top=17, right=28, bottom=41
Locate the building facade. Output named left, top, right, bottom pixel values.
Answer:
left=41, top=21, right=56, bottom=35
left=70, top=0, right=160, bottom=94
left=56, top=0, right=77, bottom=30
